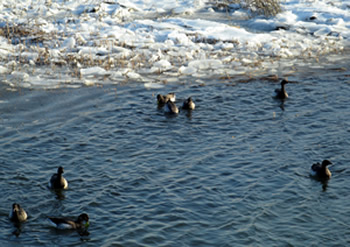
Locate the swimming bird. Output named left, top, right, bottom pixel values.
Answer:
left=274, top=79, right=289, bottom=99
left=157, top=93, right=176, bottom=106
left=164, top=100, right=179, bottom=114
left=9, top=203, right=27, bottom=223
left=49, top=166, right=68, bottom=190
left=48, top=213, right=89, bottom=230
left=182, top=97, right=195, bottom=110
left=310, top=160, right=332, bottom=180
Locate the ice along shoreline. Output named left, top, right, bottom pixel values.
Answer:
left=0, top=0, right=349, bottom=88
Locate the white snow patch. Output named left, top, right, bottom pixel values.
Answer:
left=80, top=67, right=110, bottom=77
left=62, top=37, right=76, bottom=50
left=0, top=65, right=8, bottom=74
left=150, top=60, right=173, bottom=73
left=188, top=59, right=223, bottom=70
left=0, top=0, right=348, bottom=88
left=144, top=82, right=165, bottom=89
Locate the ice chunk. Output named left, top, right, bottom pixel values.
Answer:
left=188, top=59, right=222, bottom=70
left=78, top=47, right=110, bottom=56
left=62, top=37, right=76, bottom=49
left=168, top=31, right=192, bottom=45
left=241, top=58, right=253, bottom=65
left=144, top=82, right=164, bottom=89
left=0, top=65, right=8, bottom=74
left=179, top=66, right=197, bottom=75
left=111, top=47, right=132, bottom=58
left=8, top=71, right=30, bottom=82
left=221, top=43, right=234, bottom=50
left=150, top=59, right=172, bottom=73
left=124, top=71, right=142, bottom=80
left=314, top=27, right=331, bottom=37
left=80, top=66, right=110, bottom=77
left=21, top=52, right=39, bottom=61
left=84, top=79, right=95, bottom=86
left=110, top=71, right=124, bottom=81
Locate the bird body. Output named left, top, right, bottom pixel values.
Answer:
left=310, top=160, right=332, bottom=180
left=164, top=100, right=179, bottom=114
left=49, top=166, right=68, bottom=189
left=182, top=97, right=195, bottom=110
left=9, top=203, right=27, bottom=223
left=275, top=79, right=289, bottom=99
left=157, top=93, right=176, bottom=106
left=48, top=213, right=89, bottom=230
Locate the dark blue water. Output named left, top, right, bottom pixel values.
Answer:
left=0, top=61, right=350, bottom=246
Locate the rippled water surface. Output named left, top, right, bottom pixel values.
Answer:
left=1, top=61, right=350, bottom=246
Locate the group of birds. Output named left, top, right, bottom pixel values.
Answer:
left=275, top=80, right=334, bottom=183
left=156, top=78, right=286, bottom=114
left=8, top=79, right=333, bottom=234
left=157, top=93, right=195, bottom=114
left=156, top=79, right=333, bottom=184
left=9, top=166, right=89, bottom=232
left=7, top=161, right=334, bottom=229
left=274, top=80, right=334, bottom=182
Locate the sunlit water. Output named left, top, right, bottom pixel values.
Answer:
left=0, top=58, right=350, bottom=246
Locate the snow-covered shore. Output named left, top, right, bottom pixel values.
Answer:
left=0, top=0, right=349, bottom=88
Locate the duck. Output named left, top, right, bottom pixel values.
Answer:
left=310, top=160, right=332, bottom=180
left=274, top=79, right=289, bottom=99
left=49, top=166, right=68, bottom=190
left=48, top=213, right=89, bottom=230
left=164, top=100, right=179, bottom=114
left=157, top=93, right=176, bottom=106
left=9, top=203, right=27, bottom=223
left=182, top=97, right=195, bottom=110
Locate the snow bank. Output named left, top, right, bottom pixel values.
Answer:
left=0, top=0, right=348, bottom=88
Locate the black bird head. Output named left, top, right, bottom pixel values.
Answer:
left=321, top=160, right=332, bottom=167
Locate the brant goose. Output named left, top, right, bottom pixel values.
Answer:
left=9, top=203, right=27, bottom=223
left=164, top=100, right=179, bottom=114
left=310, top=160, right=332, bottom=180
left=182, top=97, right=195, bottom=110
left=157, top=93, right=176, bottom=106
left=49, top=166, right=68, bottom=190
left=275, top=79, right=289, bottom=99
